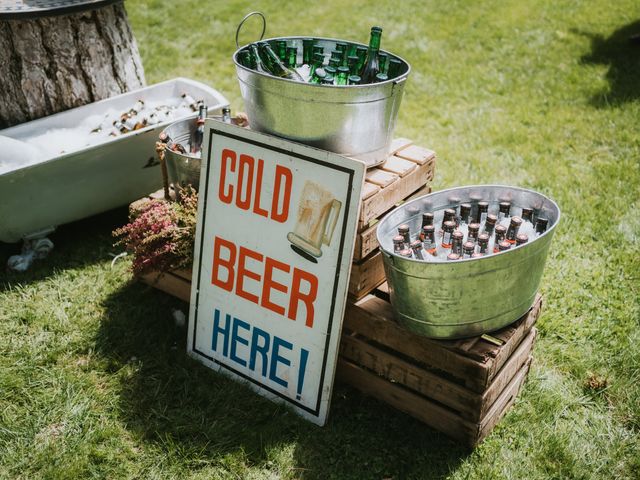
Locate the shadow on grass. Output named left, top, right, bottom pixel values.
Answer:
left=576, top=19, right=640, bottom=107
left=0, top=207, right=129, bottom=291
left=96, top=280, right=470, bottom=479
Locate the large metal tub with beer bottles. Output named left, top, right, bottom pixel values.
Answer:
left=376, top=185, right=561, bottom=339
left=232, top=14, right=410, bottom=168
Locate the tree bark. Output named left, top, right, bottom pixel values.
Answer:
left=0, top=2, right=145, bottom=129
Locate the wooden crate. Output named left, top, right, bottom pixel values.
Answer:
left=338, top=289, right=542, bottom=446
left=134, top=139, right=436, bottom=301
left=346, top=140, right=436, bottom=299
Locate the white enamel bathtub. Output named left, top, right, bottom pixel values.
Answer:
left=0, top=77, right=228, bottom=243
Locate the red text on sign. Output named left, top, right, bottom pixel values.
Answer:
left=219, top=148, right=292, bottom=223
left=211, top=236, right=318, bottom=328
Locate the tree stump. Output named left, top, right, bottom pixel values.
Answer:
left=0, top=1, right=146, bottom=129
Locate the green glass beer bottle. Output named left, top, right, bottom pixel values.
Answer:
left=321, top=74, right=334, bottom=85
left=329, top=57, right=340, bottom=68
left=309, top=52, right=324, bottom=78
left=238, top=50, right=254, bottom=69
left=360, top=26, right=383, bottom=83
left=302, top=38, right=314, bottom=65
left=311, top=68, right=326, bottom=84
left=259, top=43, right=304, bottom=81
left=348, top=74, right=361, bottom=85
left=276, top=40, right=287, bottom=62
left=388, top=58, right=402, bottom=78
left=287, top=46, right=298, bottom=69
left=312, top=45, right=324, bottom=59
left=347, top=55, right=359, bottom=75
left=324, top=65, right=337, bottom=79
left=378, top=52, right=389, bottom=74
left=355, top=46, right=367, bottom=72
left=375, top=72, right=388, bottom=82
left=336, top=66, right=349, bottom=85
left=249, top=43, right=269, bottom=74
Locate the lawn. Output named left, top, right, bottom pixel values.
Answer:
left=1, top=0, right=639, bottom=478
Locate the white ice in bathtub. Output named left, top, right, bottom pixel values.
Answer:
left=2, top=97, right=197, bottom=173
left=0, top=135, right=42, bottom=175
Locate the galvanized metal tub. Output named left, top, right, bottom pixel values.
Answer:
left=163, top=118, right=201, bottom=199
left=376, top=185, right=560, bottom=339
left=233, top=36, right=410, bottom=168
left=162, top=115, right=245, bottom=198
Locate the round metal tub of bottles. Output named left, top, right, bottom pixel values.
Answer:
left=161, top=107, right=233, bottom=198
left=376, top=185, right=561, bottom=339
left=233, top=29, right=410, bottom=168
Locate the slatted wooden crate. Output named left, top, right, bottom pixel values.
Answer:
left=338, top=289, right=541, bottom=446
left=347, top=139, right=436, bottom=300
left=134, top=138, right=436, bottom=301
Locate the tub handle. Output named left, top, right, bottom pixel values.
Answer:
left=235, top=11, right=266, bottom=48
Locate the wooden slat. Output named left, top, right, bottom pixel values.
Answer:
left=483, top=296, right=542, bottom=382
left=380, top=156, right=417, bottom=177
left=337, top=356, right=532, bottom=446
left=395, top=145, right=436, bottom=165
left=138, top=270, right=191, bottom=302
left=353, top=185, right=432, bottom=261
left=360, top=182, right=380, bottom=201
left=389, top=137, right=413, bottom=154
left=344, top=297, right=489, bottom=390
left=359, top=157, right=435, bottom=229
left=474, top=358, right=532, bottom=446
left=477, top=329, right=536, bottom=420
left=348, top=250, right=385, bottom=300
left=365, top=169, right=398, bottom=188
left=337, top=359, right=477, bottom=444
left=339, top=334, right=484, bottom=419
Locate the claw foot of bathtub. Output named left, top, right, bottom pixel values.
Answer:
left=7, top=237, right=55, bottom=272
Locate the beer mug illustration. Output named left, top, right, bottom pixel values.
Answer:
left=287, top=181, right=342, bottom=260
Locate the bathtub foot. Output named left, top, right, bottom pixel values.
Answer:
left=7, top=237, right=55, bottom=272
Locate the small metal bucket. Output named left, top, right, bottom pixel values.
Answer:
left=162, top=118, right=201, bottom=199
left=376, top=185, right=561, bottom=339
left=233, top=37, right=410, bottom=168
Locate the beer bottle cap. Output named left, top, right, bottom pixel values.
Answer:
left=516, top=233, right=529, bottom=245
left=477, top=233, right=490, bottom=244
left=453, top=231, right=464, bottom=240
left=521, top=207, right=533, bottom=221
left=422, top=212, right=434, bottom=225
left=495, top=225, right=507, bottom=234
left=486, top=214, right=497, bottom=225
left=499, top=202, right=511, bottom=214
left=478, top=201, right=489, bottom=212
left=447, top=253, right=460, bottom=261
left=498, top=241, right=511, bottom=251
left=460, top=203, right=471, bottom=215
left=463, top=241, right=475, bottom=253
left=471, top=252, right=483, bottom=258
left=423, top=225, right=435, bottom=234
left=398, top=224, right=409, bottom=234
left=510, top=216, right=523, bottom=226
left=338, top=66, right=350, bottom=74
left=536, top=217, right=549, bottom=232
left=468, top=223, right=480, bottom=232
left=443, top=221, right=456, bottom=232
left=399, top=248, right=413, bottom=258
left=410, top=240, right=422, bottom=250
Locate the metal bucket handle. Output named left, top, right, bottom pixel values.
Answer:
left=235, top=11, right=266, bottom=48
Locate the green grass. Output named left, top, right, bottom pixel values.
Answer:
left=2, top=0, right=640, bottom=478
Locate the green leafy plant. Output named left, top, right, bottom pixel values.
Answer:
left=113, top=187, right=198, bottom=275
